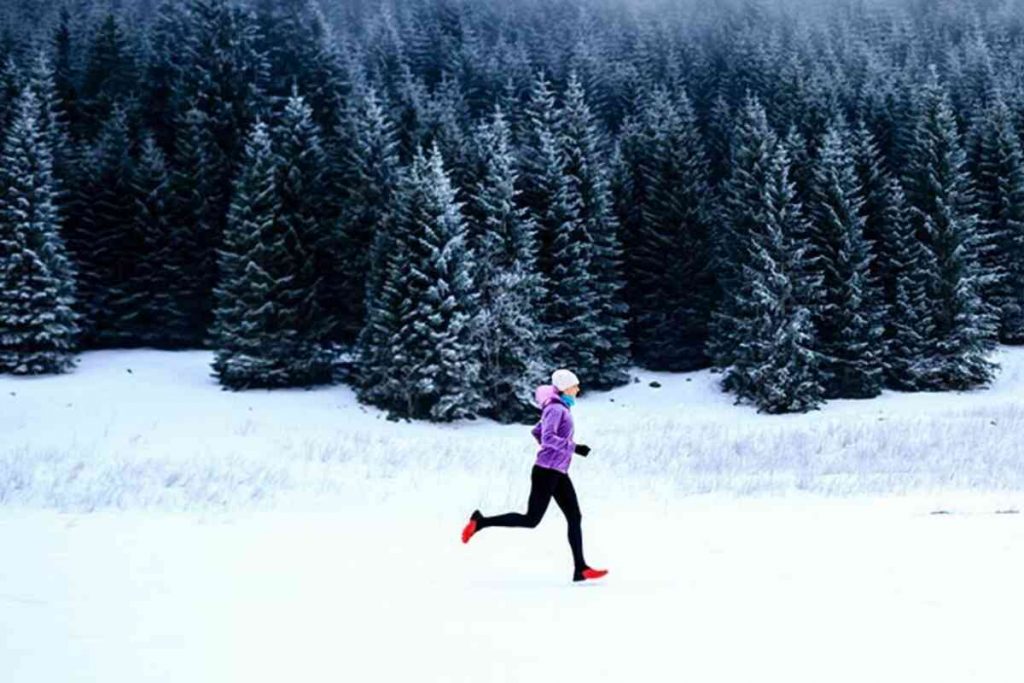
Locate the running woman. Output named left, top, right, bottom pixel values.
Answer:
left=461, top=369, right=608, bottom=582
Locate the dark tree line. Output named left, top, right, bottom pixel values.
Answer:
left=0, top=0, right=1021, bottom=419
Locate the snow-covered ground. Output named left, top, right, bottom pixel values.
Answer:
left=2, top=349, right=1023, bottom=682
left=3, top=498, right=1022, bottom=683
left=3, top=347, right=1024, bottom=510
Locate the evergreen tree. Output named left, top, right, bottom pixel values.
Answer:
left=419, top=76, right=474, bottom=191
left=631, top=88, right=714, bottom=371
left=0, top=88, right=78, bottom=374
left=254, top=0, right=344, bottom=130
left=75, top=106, right=138, bottom=346
left=127, top=135, right=173, bottom=346
left=708, top=96, right=777, bottom=369
left=969, top=96, right=1024, bottom=344
left=79, top=13, right=137, bottom=140
left=358, top=145, right=483, bottom=421
left=27, top=53, right=72, bottom=179
left=273, top=91, right=331, bottom=346
left=725, top=139, right=822, bottom=413
left=519, top=71, right=600, bottom=380
left=849, top=120, right=934, bottom=390
left=212, top=120, right=330, bottom=388
left=333, top=86, right=400, bottom=343
left=610, top=112, right=647, bottom=340
left=560, top=72, right=631, bottom=388
left=142, top=1, right=189, bottom=153
left=165, top=104, right=221, bottom=346
left=27, top=51, right=76, bottom=257
left=0, top=56, right=21, bottom=129
left=518, top=71, right=565, bottom=270
left=181, top=0, right=268, bottom=263
left=466, top=107, right=547, bottom=422
left=782, top=125, right=813, bottom=210
left=51, top=7, right=80, bottom=140
left=704, top=94, right=734, bottom=186
left=711, top=97, right=823, bottom=412
left=807, top=121, right=884, bottom=398
left=904, top=72, right=998, bottom=390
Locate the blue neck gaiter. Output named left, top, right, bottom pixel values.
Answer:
left=560, top=393, right=576, bottom=408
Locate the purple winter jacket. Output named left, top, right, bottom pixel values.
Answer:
left=531, top=385, right=576, bottom=473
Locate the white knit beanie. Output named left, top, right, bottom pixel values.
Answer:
left=551, top=369, right=580, bottom=391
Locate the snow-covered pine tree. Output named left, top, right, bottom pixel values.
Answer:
left=904, top=71, right=998, bottom=390
left=708, top=96, right=777, bottom=370
left=254, top=0, right=343, bottom=131
left=0, top=56, right=22, bottom=131
left=631, top=87, right=714, bottom=371
left=79, top=106, right=138, bottom=346
left=142, top=0, right=190, bottom=153
left=180, top=0, right=268, bottom=269
left=968, top=96, right=1024, bottom=344
left=704, top=94, right=734, bottom=187
left=126, top=136, right=173, bottom=346
left=782, top=125, right=814, bottom=211
left=878, top=70, right=922, bottom=179
left=355, top=204, right=408, bottom=413
left=0, top=87, right=78, bottom=374
left=849, top=120, right=934, bottom=390
left=724, top=138, right=823, bottom=413
left=78, top=13, right=138, bottom=141
left=466, top=107, right=547, bottom=422
left=51, top=7, right=79, bottom=139
left=519, top=71, right=601, bottom=381
left=27, top=51, right=77, bottom=279
left=27, top=53, right=72, bottom=182
left=519, top=70, right=567, bottom=276
left=100, top=133, right=175, bottom=347
left=560, top=72, right=631, bottom=389
left=420, top=76, right=475, bottom=192
left=211, top=119, right=271, bottom=385
left=807, top=120, right=884, bottom=398
left=333, top=86, right=400, bottom=343
left=269, top=91, right=333, bottom=380
left=710, top=96, right=822, bottom=412
left=359, top=145, right=483, bottom=421
left=165, top=104, right=220, bottom=346
left=610, top=113, right=646, bottom=337
left=212, top=121, right=292, bottom=387
left=213, top=117, right=331, bottom=388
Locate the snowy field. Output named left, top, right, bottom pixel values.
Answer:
left=3, top=349, right=1024, bottom=682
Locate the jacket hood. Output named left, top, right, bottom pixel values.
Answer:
left=534, top=384, right=561, bottom=409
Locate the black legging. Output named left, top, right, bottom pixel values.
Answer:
left=478, top=465, right=587, bottom=573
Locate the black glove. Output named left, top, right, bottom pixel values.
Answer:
left=574, top=444, right=591, bottom=456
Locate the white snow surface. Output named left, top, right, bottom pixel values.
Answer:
left=3, top=347, right=1024, bottom=510
left=2, top=348, right=1023, bottom=682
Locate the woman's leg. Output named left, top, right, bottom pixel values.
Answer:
left=478, top=466, right=558, bottom=529
left=552, top=474, right=587, bottom=575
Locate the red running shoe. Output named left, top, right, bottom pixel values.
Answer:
left=462, top=510, right=482, bottom=544
left=574, top=567, right=609, bottom=582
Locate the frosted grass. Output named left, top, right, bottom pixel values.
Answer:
left=2, top=402, right=1022, bottom=512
